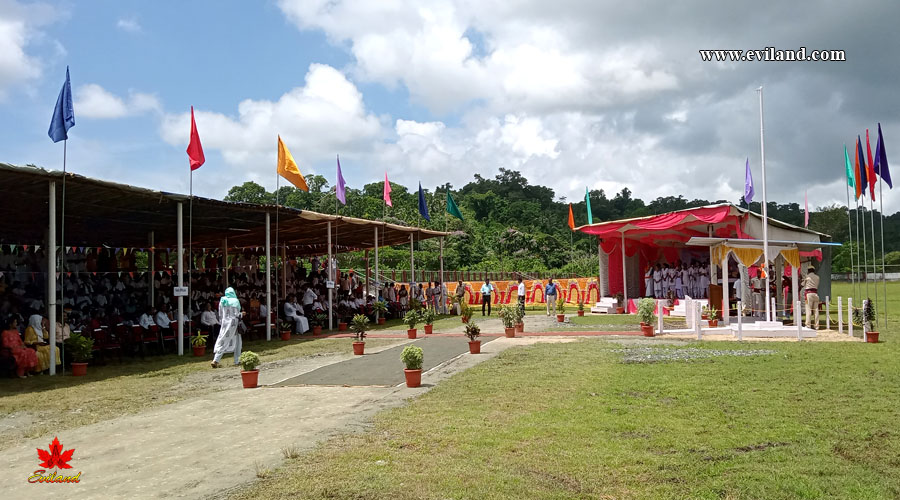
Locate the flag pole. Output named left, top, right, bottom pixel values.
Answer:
left=869, top=194, right=878, bottom=329
left=845, top=175, right=855, bottom=306
left=189, top=168, right=193, bottom=331
left=861, top=197, right=869, bottom=301
left=878, top=174, right=887, bottom=327
left=60, top=139, right=67, bottom=375
left=275, top=172, right=280, bottom=333
left=855, top=196, right=862, bottom=302
left=757, top=86, right=771, bottom=321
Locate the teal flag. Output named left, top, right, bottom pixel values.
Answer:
left=584, top=187, right=593, bottom=224
left=446, top=191, right=463, bottom=220
left=844, top=144, right=854, bottom=189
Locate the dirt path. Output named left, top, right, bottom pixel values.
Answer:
left=0, top=336, right=574, bottom=499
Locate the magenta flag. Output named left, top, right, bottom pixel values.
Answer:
left=336, top=155, right=346, bottom=205
left=187, top=106, right=205, bottom=170
left=383, top=172, right=393, bottom=207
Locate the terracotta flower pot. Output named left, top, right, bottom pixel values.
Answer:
left=378, top=318, right=386, bottom=325
left=404, top=368, right=422, bottom=388
left=407, top=329, right=417, bottom=339
left=641, top=324, right=654, bottom=337
left=708, top=319, right=719, bottom=328
left=616, top=307, right=625, bottom=314
left=556, top=314, right=565, bottom=322
left=313, top=326, right=322, bottom=336
left=701, top=314, right=709, bottom=320
left=424, top=324, right=433, bottom=335
left=515, top=322, right=524, bottom=334
left=577, top=310, right=585, bottom=317
left=352, top=341, right=365, bottom=355
left=468, top=340, right=481, bottom=354
left=338, top=322, right=348, bottom=331
left=281, top=331, right=292, bottom=341
left=504, top=327, right=516, bottom=338
left=866, top=331, right=879, bottom=343
left=241, top=370, right=259, bottom=389
left=192, top=345, right=206, bottom=357
left=461, top=316, right=471, bottom=323
left=71, top=362, right=88, bottom=376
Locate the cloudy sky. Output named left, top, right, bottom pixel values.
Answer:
left=1, top=0, right=898, bottom=214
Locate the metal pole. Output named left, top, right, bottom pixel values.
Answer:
left=439, top=236, right=444, bottom=289
left=48, top=181, right=57, bottom=375
left=621, top=231, right=628, bottom=312
left=177, top=202, right=184, bottom=356
left=737, top=300, right=743, bottom=341
left=374, top=226, right=379, bottom=322
left=845, top=178, right=855, bottom=305
left=757, top=87, right=771, bottom=322
left=327, top=220, right=333, bottom=331
left=791, top=258, right=799, bottom=326
left=868, top=196, right=878, bottom=329
left=265, top=212, right=272, bottom=340
left=721, top=253, right=729, bottom=325
left=848, top=297, right=854, bottom=339
left=861, top=201, right=869, bottom=300
left=410, top=233, right=415, bottom=285
left=796, top=300, right=802, bottom=341
left=879, top=175, right=887, bottom=327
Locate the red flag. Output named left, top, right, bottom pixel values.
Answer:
left=567, top=203, right=575, bottom=230
left=866, top=129, right=876, bottom=200
left=854, top=137, right=863, bottom=200
left=187, top=106, right=205, bottom=171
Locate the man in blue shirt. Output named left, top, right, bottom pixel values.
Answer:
left=480, top=278, right=496, bottom=316
left=545, top=278, right=558, bottom=316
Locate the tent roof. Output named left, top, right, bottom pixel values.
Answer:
left=0, top=162, right=449, bottom=253
left=575, top=203, right=828, bottom=246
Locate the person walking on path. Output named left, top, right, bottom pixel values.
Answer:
left=517, top=277, right=526, bottom=317
left=802, top=265, right=820, bottom=330
left=480, top=278, right=496, bottom=316
left=212, top=287, right=244, bottom=368
left=545, top=278, right=558, bottom=316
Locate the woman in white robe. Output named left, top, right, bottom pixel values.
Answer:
left=212, top=287, right=243, bottom=368
left=284, top=296, right=309, bottom=333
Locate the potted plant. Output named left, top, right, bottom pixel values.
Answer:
left=864, top=299, right=878, bottom=343
left=338, top=318, right=348, bottom=331
left=614, top=292, right=625, bottom=314
left=423, top=309, right=436, bottom=334
left=372, top=301, right=388, bottom=325
left=191, top=330, right=208, bottom=356
left=312, top=313, right=326, bottom=335
left=350, top=314, right=368, bottom=355
left=703, top=305, right=719, bottom=327
left=499, top=304, right=517, bottom=337
left=401, top=345, right=423, bottom=388
left=64, top=332, right=94, bottom=376
left=280, top=320, right=293, bottom=341
left=464, top=320, right=482, bottom=354
left=637, top=298, right=656, bottom=337
left=459, top=301, right=472, bottom=323
left=556, top=296, right=567, bottom=322
left=577, top=297, right=585, bottom=317
left=404, top=310, right=421, bottom=339
left=239, top=351, right=261, bottom=388
left=514, top=305, right=525, bottom=334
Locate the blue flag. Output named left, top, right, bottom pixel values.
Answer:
left=418, top=182, right=430, bottom=221
left=48, top=66, right=75, bottom=143
left=743, top=157, right=754, bottom=203
left=874, top=123, right=892, bottom=189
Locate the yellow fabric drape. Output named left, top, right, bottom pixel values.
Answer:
left=780, top=248, right=800, bottom=268
left=712, top=244, right=763, bottom=268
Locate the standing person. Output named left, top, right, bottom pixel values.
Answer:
left=643, top=265, right=653, bottom=298
left=434, top=281, right=445, bottom=314
left=545, top=278, right=558, bottom=316
left=652, top=264, right=663, bottom=299
left=211, top=287, right=243, bottom=368
left=802, top=265, right=820, bottom=330
left=517, top=277, right=526, bottom=317
left=455, top=280, right=466, bottom=315
left=674, top=265, right=684, bottom=300
left=750, top=269, right=763, bottom=319
left=480, top=278, right=496, bottom=316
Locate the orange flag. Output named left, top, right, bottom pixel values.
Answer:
left=276, top=136, right=308, bottom=191
left=567, top=203, right=575, bottom=230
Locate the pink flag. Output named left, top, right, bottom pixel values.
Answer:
left=383, top=171, right=393, bottom=207
left=187, top=106, right=205, bottom=170
left=804, top=191, right=809, bottom=228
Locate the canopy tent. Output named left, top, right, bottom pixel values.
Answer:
left=0, top=162, right=448, bottom=365
left=575, top=204, right=834, bottom=311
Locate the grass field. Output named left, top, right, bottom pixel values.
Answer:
left=234, top=286, right=900, bottom=499
left=0, top=336, right=398, bottom=449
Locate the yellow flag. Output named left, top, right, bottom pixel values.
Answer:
left=276, top=135, right=309, bottom=191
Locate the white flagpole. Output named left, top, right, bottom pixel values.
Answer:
left=855, top=196, right=862, bottom=301
left=757, top=87, right=771, bottom=321
left=60, top=140, right=67, bottom=375
left=861, top=196, right=869, bottom=301
left=845, top=178, right=855, bottom=306
left=869, top=193, right=878, bottom=329
left=878, top=175, right=888, bottom=327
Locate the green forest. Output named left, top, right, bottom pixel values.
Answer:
left=223, top=169, right=900, bottom=276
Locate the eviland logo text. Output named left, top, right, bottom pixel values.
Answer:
left=28, top=436, right=82, bottom=484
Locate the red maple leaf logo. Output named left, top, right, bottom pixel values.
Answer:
left=37, top=437, right=75, bottom=469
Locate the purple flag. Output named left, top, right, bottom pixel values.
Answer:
left=743, top=157, right=754, bottom=203
left=336, top=154, right=346, bottom=205
left=874, top=123, right=892, bottom=189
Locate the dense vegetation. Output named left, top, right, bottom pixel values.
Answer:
left=224, top=169, right=900, bottom=275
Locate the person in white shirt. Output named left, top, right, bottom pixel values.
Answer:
left=516, top=277, right=526, bottom=317
left=200, top=302, right=220, bottom=340
left=283, top=294, right=309, bottom=333
left=139, top=307, right=155, bottom=330
left=155, top=304, right=174, bottom=336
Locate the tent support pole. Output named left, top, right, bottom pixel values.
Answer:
left=265, top=212, right=271, bottom=341
left=48, top=181, right=57, bottom=375
left=177, top=202, right=184, bottom=356
left=621, top=231, right=627, bottom=312
left=328, top=221, right=333, bottom=331
left=374, top=226, right=379, bottom=322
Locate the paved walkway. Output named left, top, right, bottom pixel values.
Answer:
left=274, top=336, right=472, bottom=387
left=1, top=336, right=578, bottom=499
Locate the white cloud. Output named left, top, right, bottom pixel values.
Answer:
left=75, top=83, right=161, bottom=118
left=0, top=0, right=61, bottom=98
left=159, top=63, right=384, bottom=192
left=116, top=17, right=141, bottom=33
